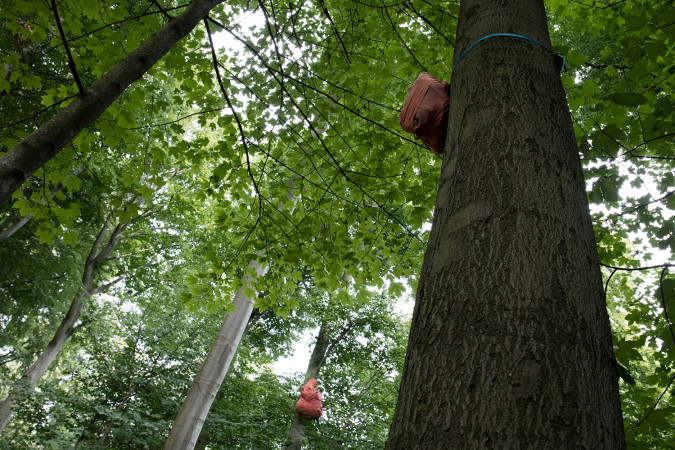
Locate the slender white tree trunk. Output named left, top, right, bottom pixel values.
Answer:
left=0, top=199, right=140, bottom=434
left=165, top=178, right=298, bottom=450
left=163, top=261, right=268, bottom=450
left=0, top=295, right=84, bottom=432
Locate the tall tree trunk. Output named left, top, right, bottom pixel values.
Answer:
left=386, top=1, right=625, bottom=448
left=165, top=178, right=298, bottom=450
left=0, top=294, right=84, bottom=432
left=0, top=0, right=224, bottom=206
left=0, top=203, right=135, bottom=433
left=286, top=321, right=331, bottom=450
left=163, top=261, right=268, bottom=450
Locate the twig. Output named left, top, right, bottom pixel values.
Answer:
left=382, top=0, right=426, bottom=72
left=215, top=20, right=424, bottom=243
left=319, top=0, right=351, bottom=63
left=0, top=94, right=78, bottom=130
left=150, top=0, right=174, bottom=20
left=601, top=190, right=675, bottom=223
left=62, top=4, right=189, bottom=47
left=603, top=268, right=619, bottom=301
left=632, top=371, right=675, bottom=431
left=600, top=263, right=673, bottom=272
left=51, top=0, right=85, bottom=95
left=317, top=319, right=355, bottom=368
left=204, top=18, right=263, bottom=223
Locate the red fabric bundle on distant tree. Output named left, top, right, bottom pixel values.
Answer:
left=399, top=72, right=450, bottom=155
left=295, top=378, right=323, bottom=420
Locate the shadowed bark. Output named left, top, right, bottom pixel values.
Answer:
left=386, top=0, right=625, bottom=448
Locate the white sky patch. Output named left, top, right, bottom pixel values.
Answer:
left=273, top=326, right=316, bottom=377
left=212, top=10, right=264, bottom=54
left=588, top=159, right=673, bottom=265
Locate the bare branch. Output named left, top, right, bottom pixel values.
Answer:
left=90, top=274, right=126, bottom=296
left=51, top=0, right=85, bottom=95
left=600, top=263, right=673, bottom=271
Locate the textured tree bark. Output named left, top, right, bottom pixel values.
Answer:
left=0, top=0, right=225, bottom=206
left=163, top=261, right=268, bottom=450
left=286, top=321, right=331, bottom=450
left=386, top=1, right=625, bottom=448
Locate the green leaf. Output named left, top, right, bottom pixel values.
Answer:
left=12, top=197, right=31, bottom=216
left=37, top=228, right=55, bottom=245
left=602, top=92, right=649, bottom=107
left=61, top=231, right=78, bottom=246
left=243, top=287, right=257, bottom=301
left=63, top=175, right=82, bottom=192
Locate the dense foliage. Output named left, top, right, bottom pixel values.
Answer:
left=0, top=0, right=673, bottom=447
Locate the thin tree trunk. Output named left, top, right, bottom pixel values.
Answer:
left=286, top=321, right=332, bottom=450
left=0, top=214, right=31, bottom=242
left=0, top=294, right=84, bottom=432
left=165, top=178, right=298, bottom=450
left=163, top=261, right=268, bottom=450
left=0, top=0, right=225, bottom=206
left=386, top=0, right=624, bottom=448
left=0, top=202, right=137, bottom=433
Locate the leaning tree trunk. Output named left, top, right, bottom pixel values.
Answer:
left=0, top=0, right=225, bottom=206
left=386, top=1, right=625, bottom=448
left=286, top=321, right=331, bottom=450
left=0, top=208, right=130, bottom=433
left=0, top=294, right=85, bottom=433
left=163, top=261, right=268, bottom=450
left=165, top=179, right=298, bottom=450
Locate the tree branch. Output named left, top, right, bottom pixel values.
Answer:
left=632, top=371, right=675, bottom=431
left=600, top=263, right=673, bottom=272
left=51, top=0, right=85, bottom=95
left=0, top=0, right=226, bottom=206
left=658, top=268, right=675, bottom=348
left=204, top=18, right=264, bottom=225
left=0, top=94, right=78, bottom=130
left=90, top=274, right=126, bottom=297
left=150, top=0, right=174, bottom=20
left=317, top=319, right=355, bottom=368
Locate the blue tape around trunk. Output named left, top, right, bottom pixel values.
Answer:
left=452, top=33, right=566, bottom=74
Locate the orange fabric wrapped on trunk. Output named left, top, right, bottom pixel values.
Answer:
left=295, top=378, right=323, bottom=420
left=399, top=72, right=450, bottom=155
